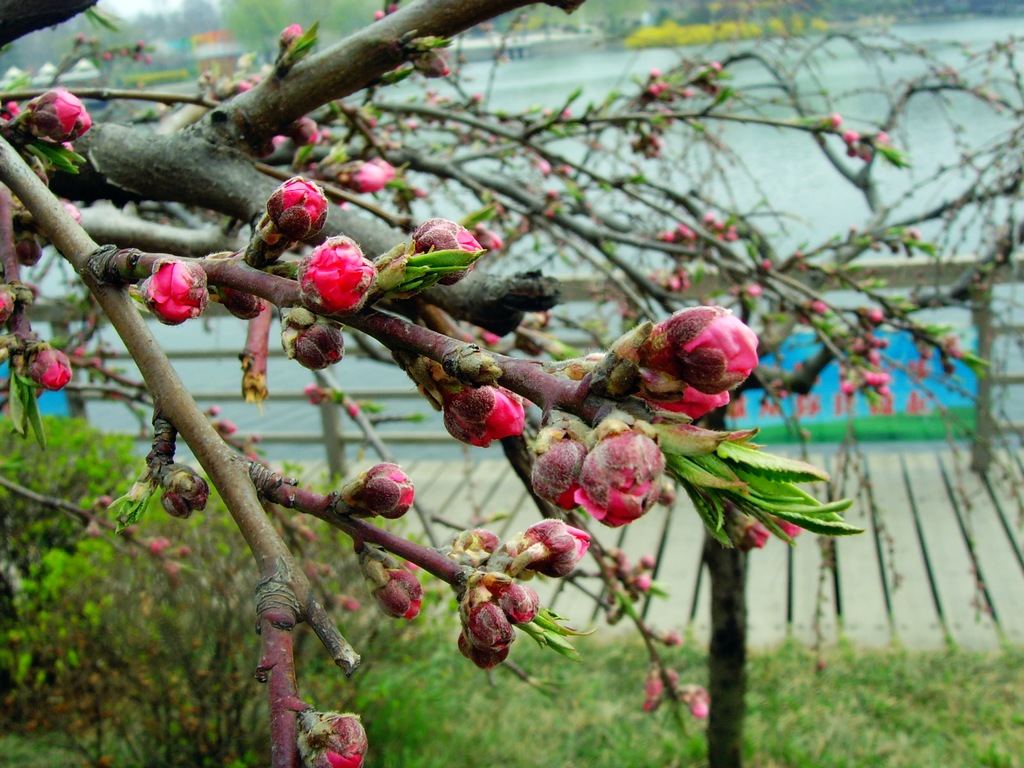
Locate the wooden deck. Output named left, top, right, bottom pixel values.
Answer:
left=308, top=447, right=1024, bottom=651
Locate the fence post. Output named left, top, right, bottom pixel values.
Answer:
left=313, top=371, right=347, bottom=479
left=971, top=291, right=994, bottom=474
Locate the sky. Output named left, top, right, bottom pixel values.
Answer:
left=100, top=0, right=188, bottom=19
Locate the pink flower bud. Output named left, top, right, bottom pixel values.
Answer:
left=458, top=630, right=509, bottom=669
left=685, top=686, right=710, bottom=719
left=304, top=382, right=328, bottom=405
left=350, top=158, right=396, bottom=193
left=297, top=711, right=368, bottom=768
left=140, top=259, right=208, bottom=325
left=863, top=370, right=890, bottom=389
left=287, top=116, right=320, bottom=146
left=161, top=466, right=209, bottom=518
left=875, top=131, right=890, bottom=145
left=738, top=519, right=770, bottom=551
left=14, top=235, right=41, bottom=266
left=472, top=223, right=504, bottom=251
left=449, top=528, right=501, bottom=566
left=464, top=601, right=514, bottom=651
left=279, top=23, right=303, bottom=48
left=510, top=519, right=590, bottom=577
left=829, top=112, right=843, bottom=128
left=266, top=177, right=328, bottom=241
left=635, top=573, right=653, bottom=592
left=745, top=283, right=763, bottom=298
left=413, top=49, right=451, bottom=78
left=219, top=286, right=265, bottom=319
left=373, top=9, right=385, bottom=20
left=298, top=237, right=377, bottom=314
left=531, top=431, right=588, bottom=509
left=842, top=129, right=860, bottom=145
left=651, top=387, right=730, bottom=420
left=774, top=518, right=802, bottom=538
left=344, top=463, right=415, bottom=519
left=0, top=286, right=14, bottom=324
left=640, top=307, right=758, bottom=394
left=810, top=299, right=828, bottom=315
left=413, top=218, right=483, bottom=252
left=62, top=200, right=82, bottom=224
left=574, top=429, right=665, bottom=528
left=442, top=386, right=524, bottom=447
left=496, top=582, right=540, bottom=624
left=639, top=554, right=656, bottom=570
left=148, top=536, right=172, bottom=556
left=23, top=89, right=92, bottom=141
left=29, top=347, right=72, bottom=390
left=840, top=379, right=856, bottom=396
left=281, top=308, right=345, bottom=370
left=866, top=307, right=885, bottom=325
left=372, top=567, right=423, bottom=619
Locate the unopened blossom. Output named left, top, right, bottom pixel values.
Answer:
left=449, top=528, right=501, bottom=567
left=343, top=463, right=415, bottom=519
left=866, top=307, right=885, bottom=325
left=266, top=177, right=328, bottom=240
left=472, top=223, right=504, bottom=251
left=495, top=582, right=540, bottom=624
left=575, top=428, right=665, bottom=528
left=530, top=427, right=588, bottom=509
left=298, top=237, right=377, bottom=314
left=737, top=519, right=770, bottom=551
left=441, top=385, right=524, bottom=447
left=140, top=260, right=208, bottom=325
left=651, top=387, right=730, bottom=420
left=0, top=286, right=13, bottom=324
left=281, top=308, right=345, bottom=370
left=774, top=518, right=803, bottom=539
left=810, top=299, right=829, bottom=315
left=14, top=235, right=41, bottom=266
left=458, top=629, right=509, bottom=669
left=29, top=346, right=72, bottom=391
left=22, top=88, right=91, bottom=141
left=640, top=306, right=759, bottom=394
left=349, top=158, right=396, bottom=193
left=297, top=711, right=368, bottom=768
left=218, top=286, right=265, bottom=319
left=505, top=519, right=590, bottom=577
left=279, top=23, right=303, bottom=48
left=371, top=567, right=423, bottom=620
left=863, top=370, right=890, bottom=389
left=463, top=600, right=514, bottom=652
left=287, top=115, right=320, bottom=146
left=412, top=217, right=483, bottom=285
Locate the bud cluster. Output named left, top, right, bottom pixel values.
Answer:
left=444, top=520, right=590, bottom=669
left=246, top=177, right=328, bottom=268
left=359, top=547, right=423, bottom=620
left=530, top=413, right=666, bottom=528
left=281, top=308, right=345, bottom=370
left=642, top=666, right=709, bottom=719
left=342, top=463, right=415, bottom=519
left=297, top=710, right=368, bottom=768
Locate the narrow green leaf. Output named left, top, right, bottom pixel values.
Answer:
left=716, top=440, right=829, bottom=482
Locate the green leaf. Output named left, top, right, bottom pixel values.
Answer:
left=716, top=440, right=829, bottom=482
left=9, top=374, right=45, bottom=448
left=460, top=205, right=497, bottom=228
left=681, top=483, right=730, bottom=546
left=289, top=21, right=320, bottom=61
left=960, top=351, right=989, bottom=377
left=666, top=454, right=745, bottom=490
left=380, top=66, right=414, bottom=85
left=109, top=478, right=157, bottom=533
left=85, top=7, right=120, bottom=31
left=25, top=142, right=86, bottom=175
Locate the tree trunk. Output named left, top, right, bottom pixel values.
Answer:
left=704, top=533, right=747, bottom=768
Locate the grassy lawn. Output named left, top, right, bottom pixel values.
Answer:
left=4, top=638, right=1022, bottom=767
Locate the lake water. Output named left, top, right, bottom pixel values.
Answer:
left=65, top=16, right=1024, bottom=463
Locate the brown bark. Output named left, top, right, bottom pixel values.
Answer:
left=704, top=534, right=747, bottom=768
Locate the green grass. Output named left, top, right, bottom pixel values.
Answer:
left=348, top=636, right=1023, bottom=768
left=750, top=407, right=975, bottom=444
left=4, top=638, right=1022, bottom=767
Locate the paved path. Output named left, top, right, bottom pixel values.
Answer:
left=306, top=447, right=1024, bottom=650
